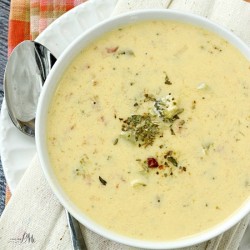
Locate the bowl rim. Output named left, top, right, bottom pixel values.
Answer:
left=36, top=9, right=250, bottom=249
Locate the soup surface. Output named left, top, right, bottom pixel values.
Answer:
left=47, top=20, right=250, bottom=241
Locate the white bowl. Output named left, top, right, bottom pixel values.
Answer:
left=36, top=9, right=250, bottom=249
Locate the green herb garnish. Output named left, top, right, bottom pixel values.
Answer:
left=118, top=49, right=135, bottom=56
left=144, top=93, right=156, bottom=102
left=74, top=167, right=85, bottom=177
left=167, top=156, right=178, bottom=167
left=99, top=176, right=107, bottom=186
left=113, top=138, right=119, bottom=145
left=121, top=114, right=160, bottom=147
left=164, top=74, right=172, bottom=85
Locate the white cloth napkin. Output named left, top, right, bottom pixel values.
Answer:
left=1, top=0, right=250, bottom=249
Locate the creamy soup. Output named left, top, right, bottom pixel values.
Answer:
left=47, top=20, right=250, bottom=241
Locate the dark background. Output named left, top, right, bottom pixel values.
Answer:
left=0, top=0, right=10, bottom=215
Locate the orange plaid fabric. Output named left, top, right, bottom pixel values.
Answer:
left=8, top=0, right=86, bottom=55
left=6, top=0, right=87, bottom=204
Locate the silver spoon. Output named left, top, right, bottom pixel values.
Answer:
left=4, top=40, right=87, bottom=250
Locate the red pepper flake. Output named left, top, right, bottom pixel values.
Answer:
left=158, top=165, right=165, bottom=170
left=147, top=157, right=159, bottom=168
left=106, top=46, right=119, bottom=53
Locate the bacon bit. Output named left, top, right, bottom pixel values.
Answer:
left=106, top=46, right=119, bottom=53
left=147, top=158, right=159, bottom=168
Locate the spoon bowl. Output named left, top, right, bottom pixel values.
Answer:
left=4, top=40, right=56, bottom=136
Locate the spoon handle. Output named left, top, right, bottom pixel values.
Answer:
left=66, top=210, right=88, bottom=250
